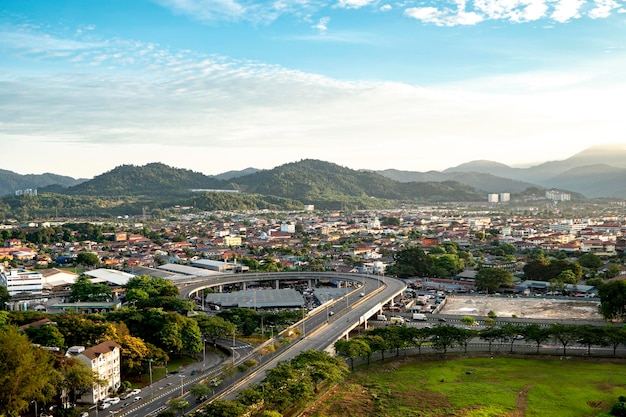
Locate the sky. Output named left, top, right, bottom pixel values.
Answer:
left=1, top=0, right=625, bottom=179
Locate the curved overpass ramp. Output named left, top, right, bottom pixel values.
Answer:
left=177, top=271, right=406, bottom=335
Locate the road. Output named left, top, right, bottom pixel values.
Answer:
left=112, top=272, right=406, bottom=415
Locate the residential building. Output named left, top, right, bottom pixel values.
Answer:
left=70, top=341, right=122, bottom=404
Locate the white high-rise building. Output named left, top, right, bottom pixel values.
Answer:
left=499, top=193, right=510, bottom=202
left=488, top=194, right=499, bottom=203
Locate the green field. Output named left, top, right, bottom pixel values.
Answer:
left=303, top=355, right=626, bottom=417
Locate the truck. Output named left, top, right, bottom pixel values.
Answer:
left=390, top=316, right=405, bottom=325
left=412, top=313, right=427, bottom=321
left=376, top=314, right=387, bottom=321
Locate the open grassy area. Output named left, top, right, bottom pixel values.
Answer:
left=301, top=355, right=626, bottom=417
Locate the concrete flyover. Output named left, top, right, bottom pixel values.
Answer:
left=176, top=271, right=407, bottom=336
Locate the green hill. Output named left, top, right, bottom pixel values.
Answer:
left=231, top=159, right=484, bottom=205
left=63, top=163, right=231, bottom=197
left=0, top=160, right=486, bottom=220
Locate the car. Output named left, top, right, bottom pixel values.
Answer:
left=99, top=403, right=111, bottom=410
left=438, top=317, right=447, bottom=322
left=190, top=370, right=197, bottom=375
left=121, top=393, right=133, bottom=400
left=109, top=397, right=120, bottom=404
left=133, top=396, right=142, bottom=402
left=79, top=413, right=89, bottom=417
left=359, top=292, right=365, bottom=297
left=121, top=402, right=129, bottom=408
left=130, top=388, right=141, bottom=395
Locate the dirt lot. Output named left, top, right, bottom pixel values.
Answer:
left=439, top=295, right=603, bottom=320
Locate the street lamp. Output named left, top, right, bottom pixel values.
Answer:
left=148, top=359, right=154, bottom=398
left=31, top=400, right=37, bottom=417
left=232, top=328, right=236, bottom=364
left=202, top=337, right=206, bottom=368
left=179, top=374, right=185, bottom=397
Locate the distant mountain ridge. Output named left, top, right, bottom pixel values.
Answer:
left=2, top=144, right=626, bottom=200
left=437, top=144, right=626, bottom=198
left=0, top=169, right=85, bottom=197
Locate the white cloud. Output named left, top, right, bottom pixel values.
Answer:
left=2, top=26, right=624, bottom=177
left=380, top=4, right=392, bottom=11
left=313, top=16, right=330, bottom=32
left=550, top=0, right=585, bottom=22
left=588, top=0, right=620, bottom=18
left=404, top=1, right=482, bottom=26
left=473, top=0, right=548, bottom=22
left=336, top=0, right=375, bottom=8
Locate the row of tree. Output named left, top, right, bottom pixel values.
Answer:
left=181, top=350, right=348, bottom=417
left=333, top=322, right=626, bottom=369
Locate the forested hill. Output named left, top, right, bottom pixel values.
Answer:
left=0, top=169, right=84, bottom=196
left=57, top=163, right=231, bottom=197
left=230, top=159, right=485, bottom=203
left=48, top=160, right=484, bottom=203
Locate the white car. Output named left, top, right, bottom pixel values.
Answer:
left=98, top=403, right=111, bottom=410
left=130, top=388, right=141, bottom=395
left=79, top=413, right=89, bottom=417
left=109, top=397, right=120, bottom=405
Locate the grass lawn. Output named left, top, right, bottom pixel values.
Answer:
left=302, top=354, right=626, bottom=417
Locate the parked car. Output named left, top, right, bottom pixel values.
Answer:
left=109, top=397, right=120, bottom=405
left=130, top=388, right=141, bottom=395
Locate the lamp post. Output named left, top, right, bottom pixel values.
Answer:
left=179, top=374, right=185, bottom=397
left=148, top=359, right=154, bottom=398
left=31, top=400, right=38, bottom=417
left=202, top=337, right=206, bottom=368
left=232, top=328, right=236, bottom=364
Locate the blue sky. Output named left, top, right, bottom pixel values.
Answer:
left=1, top=0, right=625, bottom=178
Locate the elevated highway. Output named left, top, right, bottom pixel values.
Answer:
left=177, top=271, right=406, bottom=333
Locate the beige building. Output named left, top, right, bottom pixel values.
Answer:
left=70, top=341, right=122, bottom=404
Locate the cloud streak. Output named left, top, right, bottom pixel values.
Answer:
left=1, top=23, right=624, bottom=177
left=151, top=0, right=626, bottom=27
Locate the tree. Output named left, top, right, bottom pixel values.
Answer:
left=429, top=325, right=458, bottom=354
left=522, top=324, right=551, bottom=353
left=190, top=383, right=212, bottom=401
left=75, top=252, right=100, bottom=267
left=0, top=326, right=57, bottom=416
left=25, top=324, right=65, bottom=348
left=168, top=397, right=189, bottom=416
left=69, top=275, right=112, bottom=303
left=549, top=323, right=578, bottom=355
left=475, top=268, right=513, bottom=293
left=201, top=399, right=247, bottom=417
left=0, top=285, right=9, bottom=307
left=56, top=356, right=99, bottom=407
left=599, top=280, right=626, bottom=321
left=385, top=246, right=434, bottom=278
left=196, top=315, right=237, bottom=347
left=290, top=350, right=348, bottom=391
left=334, top=338, right=370, bottom=371
left=264, top=361, right=314, bottom=412
left=579, top=252, right=603, bottom=269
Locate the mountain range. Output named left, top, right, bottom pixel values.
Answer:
left=2, top=144, right=626, bottom=201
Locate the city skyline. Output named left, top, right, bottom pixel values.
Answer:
left=1, top=1, right=625, bottom=178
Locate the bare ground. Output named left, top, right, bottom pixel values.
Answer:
left=439, top=296, right=602, bottom=320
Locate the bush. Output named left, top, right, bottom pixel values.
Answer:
left=611, top=400, right=626, bottom=417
